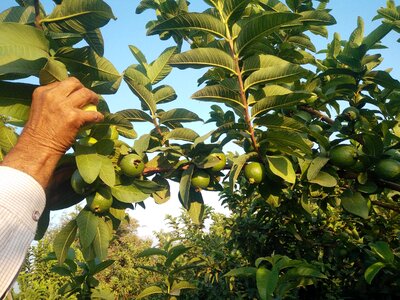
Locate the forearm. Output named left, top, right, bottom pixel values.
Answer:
left=0, top=166, right=46, bottom=298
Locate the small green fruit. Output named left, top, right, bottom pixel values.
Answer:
left=191, top=170, right=211, bottom=189
left=86, top=188, right=113, bottom=213
left=82, top=104, right=98, bottom=112
left=329, top=144, right=358, bottom=168
left=208, top=152, right=226, bottom=172
left=341, top=107, right=359, bottom=121
left=119, top=154, right=145, bottom=177
left=244, top=162, right=265, bottom=184
left=71, top=169, right=91, bottom=195
left=375, top=159, right=400, bottom=180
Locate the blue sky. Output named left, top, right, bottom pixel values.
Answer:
left=1, top=0, right=399, bottom=237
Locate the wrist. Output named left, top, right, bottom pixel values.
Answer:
left=1, top=130, right=64, bottom=188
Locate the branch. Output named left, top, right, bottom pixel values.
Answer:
left=34, top=0, right=42, bottom=30
left=371, top=200, right=400, bottom=213
left=299, top=106, right=334, bottom=125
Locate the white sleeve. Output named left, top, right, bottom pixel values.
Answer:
left=0, top=166, right=46, bottom=298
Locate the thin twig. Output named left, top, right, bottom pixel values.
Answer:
left=299, top=105, right=335, bottom=125
left=371, top=200, right=400, bottom=213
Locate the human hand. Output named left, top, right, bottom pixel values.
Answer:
left=1, top=77, right=104, bottom=188
left=23, top=77, right=104, bottom=156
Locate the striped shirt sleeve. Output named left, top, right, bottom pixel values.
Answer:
left=0, top=166, right=46, bottom=298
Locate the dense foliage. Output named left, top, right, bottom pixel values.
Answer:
left=2, top=0, right=400, bottom=298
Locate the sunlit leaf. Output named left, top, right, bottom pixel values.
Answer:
left=244, top=65, right=308, bottom=91
left=266, top=156, right=296, bottom=184
left=236, top=12, right=301, bottom=54
left=165, top=128, right=199, bottom=142
left=93, top=217, right=112, bottom=261
left=251, top=92, right=310, bottom=118
left=148, top=46, right=176, bottom=84
left=41, top=0, right=116, bottom=33
left=341, top=189, right=370, bottom=219
left=159, top=108, right=202, bottom=124
left=148, top=12, right=227, bottom=39
left=54, top=220, right=78, bottom=265
left=0, top=5, right=35, bottom=24
left=170, top=48, right=236, bottom=74
left=76, top=209, right=98, bottom=249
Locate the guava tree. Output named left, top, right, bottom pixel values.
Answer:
left=1, top=0, right=400, bottom=298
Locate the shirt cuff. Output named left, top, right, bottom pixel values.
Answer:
left=0, top=166, right=46, bottom=233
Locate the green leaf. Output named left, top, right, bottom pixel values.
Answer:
left=242, top=54, right=292, bottom=74
left=362, top=23, right=393, bottom=55
left=341, top=190, right=370, bottom=219
left=188, top=201, right=205, bottom=225
left=244, top=65, right=308, bottom=91
left=165, top=128, right=199, bottom=142
left=137, top=248, right=168, bottom=258
left=0, top=124, right=18, bottom=152
left=93, top=217, right=112, bottom=261
left=148, top=46, right=176, bottom=84
left=41, top=0, right=116, bottom=33
left=153, top=84, right=177, bottom=104
left=309, top=171, right=337, bottom=187
left=251, top=93, right=310, bottom=118
left=76, top=209, right=99, bottom=249
left=236, top=12, right=301, bottom=54
left=222, top=0, right=251, bottom=23
left=266, top=156, right=296, bottom=184
left=129, top=44, right=148, bottom=69
left=92, top=259, right=115, bottom=274
left=123, top=68, right=155, bottom=114
left=224, top=267, right=257, bottom=277
left=170, top=48, right=237, bottom=74
left=254, top=114, right=306, bottom=134
left=136, top=286, right=164, bottom=299
left=170, top=281, right=196, bottom=295
left=192, top=85, right=244, bottom=109
left=263, top=130, right=312, bottom=156
left=229, top=153, right=254, bottom=192
left=39, top=58, right=68, bottom=85
left=148, top=12, right=227, bottom=39
left=159, top=108, right=203, bottom=124
left=116, top=109, right=153, bottom=123
left=166, top=245, right=191, bottom=268
left=369, top=241, right=394, bottom=263
left=0, top=5, right=35, bottom=24
left=55, top=47, right=121, bottom=93
left=299, top=9, right=336, bottom=26
left=256, top=266, right=279, bottom=300
left=75, top=144, right=101, bottom=184
left=179, top=164, right=194, bottom=209
left=364, top=262, right=386, bottom=284
left=99, top=156, right=116, bottom=187
left=364, top=70, right=400, bottom=89
left=83, top=29, right=104, bottom=56
left=307, top=156, right=330, bottom=181
left=54, top=219, right=78, bottom=265
left=0, top=81, right=35, bottom=124
left=111, top=184, right=149, bottom=203
left=152, top=176, right=170, bottom=204
left=0, top=23, right=49, bottom=76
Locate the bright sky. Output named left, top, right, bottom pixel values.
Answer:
left=1, top=0, right=400, bottom=239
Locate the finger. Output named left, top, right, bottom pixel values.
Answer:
left=47, top=77, right=84, bottom=96
left=80, top=111, right=104, bottom=124
left=68, top=87, right=99, bottom=108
